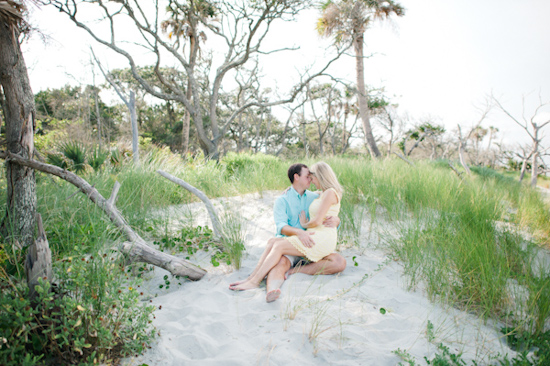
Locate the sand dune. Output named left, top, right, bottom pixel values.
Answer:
left=122, top=192, right=516, bottom=365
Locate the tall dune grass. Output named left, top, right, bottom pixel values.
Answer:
left=324, top=157, right=550, bottom=337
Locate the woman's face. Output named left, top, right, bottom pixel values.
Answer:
left=310, top=173, right=320, bottom=190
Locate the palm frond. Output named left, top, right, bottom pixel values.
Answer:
left=0, top=0, right=24, bottom=25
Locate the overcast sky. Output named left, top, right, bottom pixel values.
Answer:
left=24, top=0, right=550, bottom=149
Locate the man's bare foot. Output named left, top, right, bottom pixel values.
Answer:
left=229, top=280, right=259, bottom=291
left=266, top=288, right=281, bottom=303
left=285, top=269, right=296, bottom=279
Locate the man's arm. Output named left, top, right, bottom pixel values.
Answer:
left=281, top=224, right=315, bottom=248
left=273, top=197, right=290, bottom=236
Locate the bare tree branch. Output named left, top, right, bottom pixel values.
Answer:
left=0, top=150, right=206, bottom=280
left=157, top=169, right=223, bottom=239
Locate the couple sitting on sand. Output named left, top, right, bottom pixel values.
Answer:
left=229, top=162, right=346, bottom=302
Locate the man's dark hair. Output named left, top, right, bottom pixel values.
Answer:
left=288, top=163, right=308, bottom=183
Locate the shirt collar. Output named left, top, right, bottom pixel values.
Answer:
left=289, top=186, right=309, bottom=198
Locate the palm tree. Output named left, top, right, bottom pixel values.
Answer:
left=0, top=0, right=37, bottom=249
left=317, top=0, right=404, bottom=158
left=161, top=0, right=216, bottom=156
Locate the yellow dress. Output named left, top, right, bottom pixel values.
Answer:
left=287, top=187, right=341, bottom=262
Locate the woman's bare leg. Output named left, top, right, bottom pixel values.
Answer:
left=230, top=239, right=303, bottom=291
left=229, top=237, right=277, bottom=288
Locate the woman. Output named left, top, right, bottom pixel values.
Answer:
left=229, top=161, right=343, bottom=292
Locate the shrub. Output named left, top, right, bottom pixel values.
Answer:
left=88, top=146, right=109, bottom=172
left=0, top=248, right=155, bottom=365
left=59, top=141, right=87, bottom=174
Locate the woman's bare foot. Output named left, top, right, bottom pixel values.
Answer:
left=266, top=288, right=281, bottom=303
left=229, top=280, right=259, bottom=291
left=229, top=279, right=246, bottom=287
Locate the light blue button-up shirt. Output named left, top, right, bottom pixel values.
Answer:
left=273, top=187, right=319, bottom=237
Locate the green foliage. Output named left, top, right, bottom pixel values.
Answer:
left=501, top=327, right=550, bottom=365
left=219, top=208, right=246, bottom=269
left=222, top=151, right=280, bottom=176
left=154, top=226, right=216, bottom=259
left=88, top=146, right=109, bottom=172
left=424, top=344, right=467, bottom=366
left=0, top=249, right=155, bottom=365
left=400, top=123, right=446, bottom=154
left=59, top=141, right=87, bottom=173
left=46, top=152, right=68, bottom=170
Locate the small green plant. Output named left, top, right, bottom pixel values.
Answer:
left=46, top=152, right=69, bottom=170
left=154, top=225, right=216, bottom=258
left=394, top=343, right=469, bottom=366
left=59, top=141, right=87, bottom=173
left=393, top=348, right=418, bottom=366
left=501, top=327, right=550, bottom=365
left=219, top=207, right=246, bottom=269
left=88, top=146, right=109, bottom=172
left=424, top=344, right=467, bottom=365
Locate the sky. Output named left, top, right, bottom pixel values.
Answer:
left=23, top=0, right=550, bottom=151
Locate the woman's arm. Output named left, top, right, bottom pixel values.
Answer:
left=299, top=189, right=338, bottom=229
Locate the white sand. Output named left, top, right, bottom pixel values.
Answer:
left=122, top=191, right=518, bottom=365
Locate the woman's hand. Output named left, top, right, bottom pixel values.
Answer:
left=299, top=210, right=309, bottom=228
left=323, top=216, right=340, bottom=228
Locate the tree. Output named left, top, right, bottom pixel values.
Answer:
left=399, top=122, right=445, bottom=158
left=0, top=1, right=37, bottom=249
left=307, top=82, right=338, bottom=155
left=317, top=0, right=404, bottom=158
left=375, top=104, right=407, bottom=157
left=46, top=0, right=345, bottom=160
left=92, top=51, right=140, bottom=164
left=161, top=0, right=213, bottom=156
left=34, top=85, right=121, bottom=151
left=494, top=94, right=550, bottom=187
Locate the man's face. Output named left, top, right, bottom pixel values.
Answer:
left=295, top=167, right=312, bottom=190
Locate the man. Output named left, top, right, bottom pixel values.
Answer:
left=264, top=163, right=346, bottom=302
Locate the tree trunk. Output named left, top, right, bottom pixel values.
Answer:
left=530, top=151, right=538, bottom=188
left=129, top=91, right=139, bottom=164
left=182, top=84, right=191, bottom=156
left=519, top=158, right=528, bottom=182
left=0, top=20, right=37, bottom=249
left=458, top=141, right=471, bottom=175
left=342, top=106, right=348, bottom=152
left=26, top=214, right=52, bottom=300
left=94, top=87, right=102, bottom=148
left=353, top=32, right=381, bottom=158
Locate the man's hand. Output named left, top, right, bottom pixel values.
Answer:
left=297, top=230, right=315, bottom=248
left=323, top=216, right=340, bottom=228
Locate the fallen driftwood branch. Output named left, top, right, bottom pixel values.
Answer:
left=1, top=151, right=206, bottom=280
left=393, top=152, right=415, bottom=166
left=157, top=169, right=223, bottom=239
left=448, top=162, right=464, bottom=178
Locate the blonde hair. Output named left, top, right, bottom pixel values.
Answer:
left=310, top=162, right=343, bottom=199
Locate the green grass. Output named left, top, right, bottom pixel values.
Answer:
left=326, top=158, right=550, bottom=357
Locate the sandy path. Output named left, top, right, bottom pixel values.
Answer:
left=122, top=192, right=515, bottom=365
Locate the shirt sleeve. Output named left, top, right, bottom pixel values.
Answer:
left=273, top=196, right=288, bottom=236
